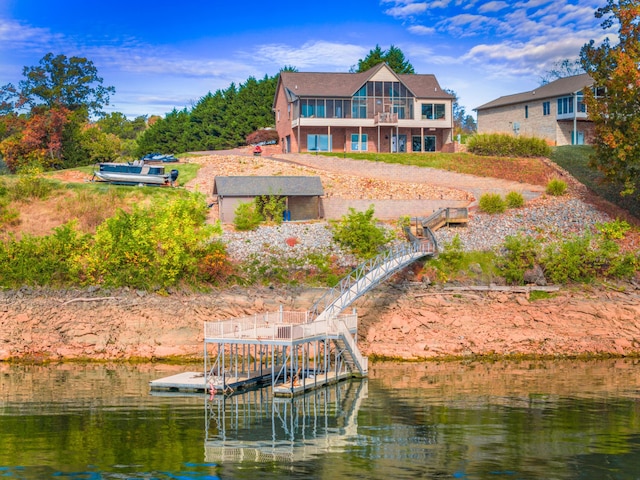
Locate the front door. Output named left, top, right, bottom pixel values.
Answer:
left=572, top=131, right=584, bottom=145
left=392, top=134, right=407, bottom=153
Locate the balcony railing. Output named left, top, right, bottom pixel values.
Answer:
left=374, top=112, right=398, bottom=125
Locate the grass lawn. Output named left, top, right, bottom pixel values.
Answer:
left=549, top=146, right=640, bottom=218
left=317, top=151, right=555, bottom=185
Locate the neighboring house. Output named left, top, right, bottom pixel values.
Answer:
left=273, top=63, right=455, bottom=154
left=475, top=73, right=603, bottom=146
left=213, top=176, right=324, bottom=223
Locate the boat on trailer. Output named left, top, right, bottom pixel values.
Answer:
left=92, top=161, right=179, bottom=186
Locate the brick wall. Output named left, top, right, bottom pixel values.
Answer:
left=478, top=99, right=594, bottom=146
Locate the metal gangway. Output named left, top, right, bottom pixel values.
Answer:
left=309, top=233, right=438, bottom=323
left=204, top=231, right=438, bottom=396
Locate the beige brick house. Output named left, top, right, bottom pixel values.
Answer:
left=475, top=73, right=601, bottom=146
left=272, top=63, right=455, bottom=154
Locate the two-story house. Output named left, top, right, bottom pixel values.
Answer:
left=272, top=63, right=454, bottom=154
left=475, top=73, right=604, bottom=146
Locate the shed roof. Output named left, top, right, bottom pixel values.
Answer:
left=213, top=176, right=324, bottom=196
left=475, top=73, right=594, bottom=111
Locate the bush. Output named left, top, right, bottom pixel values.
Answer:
left=505, top=191, right=525, bottom=208
left=233, top=202, right=263, bottom=231
left=0, top=221, right=90, bottom=287
left=541, top=234, right=597, bottom=284
left=497, top=234, right=539, bottom=285
left=255, top=194, right=286, bottom=224
left=596, top=219, right=631, bottom=240
left=478, top=193, right=506, bottom=214
left=546, top=178, right=567, bottom=196
left=10, top=164, right=56, bottom=200
left=436, top=234, right=465, bottom=273
left=467, top=133, right=551, bottom=157
left=82, top=195, right=224, bottom=288
left=332, top=205, right=394, bottom=259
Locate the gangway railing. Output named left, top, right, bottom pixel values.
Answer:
left=309, top=237, right=436, bottom=322
left=333, top=319, right=368, bottom=375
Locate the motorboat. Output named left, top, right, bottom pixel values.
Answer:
left=92, top=161, right=179, bottom=186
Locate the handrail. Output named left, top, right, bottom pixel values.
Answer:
left=336, top=320, right=368, bottom=375
left=309, top=238, right=435, bottom=322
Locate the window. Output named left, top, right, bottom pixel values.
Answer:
left=352, top=98, right=367, bottom=118
left=308, top=134, right=332, bottom=152
left=543, top=101, right=550, bottom=116
left=424, top=136, right=436, bottom=152
left=557, top=96, right=574, bottom=115
left=421, top=103, right=445, bottom=120
left=525, top=105, right=529, bottom=119
left=351, top=133, right=368, bottom=151
left=576, top=92, right=586, bottom=113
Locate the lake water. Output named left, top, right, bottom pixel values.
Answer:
left=1, top=359, right=639, bottom=479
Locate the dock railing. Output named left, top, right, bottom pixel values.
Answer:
left=204, top=311, right=357, bottom=343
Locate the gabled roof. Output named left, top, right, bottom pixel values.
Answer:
left=475, top=73, right=594, bottom=111
left=213, top=176, right=324, bottom=196
left=274, top=63, right=452, bottom=106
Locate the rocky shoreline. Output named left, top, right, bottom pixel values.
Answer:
left=1, top=282, right=639, bottom=362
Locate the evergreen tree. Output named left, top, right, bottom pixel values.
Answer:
left=351, top=45, right=415, bottom=74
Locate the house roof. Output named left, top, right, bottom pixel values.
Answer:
left=475, top=73, right=594, bottom=111
left=213, top=176, right=324, bottom=196
left=275, top=63, right=453, bottom=104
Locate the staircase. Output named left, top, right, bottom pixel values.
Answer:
left=307, top=234, right=438, bottom=375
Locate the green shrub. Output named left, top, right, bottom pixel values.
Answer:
left=497, top=234, right=539, bottom=285
left=541, top=234, right=597, bottom=284
left=82, top=195, right=223, bottom=288
left=546, top=178, right=567, bottom=196
left=505, top=191, right=525, bottom=209
left=436, top=234, right=465, bottom=273
left=233, top=202, right=264, bottom=231
left=332, top=205, right=394, bottom=259
left=9, top=165, right=56, bottom=200
left=606, top=251, right=639, bottom=279
left=255, top=194, right=286, bottom=224
left=0, top=221, right=90, bottom=287
left=596, top=219, right=631, bottom=240
left=478, top=193, right=506, bottom=214
left=467, top=133, right=551, bottom=157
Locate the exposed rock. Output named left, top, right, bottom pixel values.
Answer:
left=0, top=283, right=639, bottom=361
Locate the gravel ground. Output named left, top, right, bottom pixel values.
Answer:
left=221, top=195, right=611, bottom=264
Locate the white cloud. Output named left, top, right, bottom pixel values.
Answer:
left=408, top=25, right=436, bottom=35
left=383, top=2, right=428, bottom=19
left=477, top=1, right=509, bottom=14
left=252, top=41, right=366, bottom=70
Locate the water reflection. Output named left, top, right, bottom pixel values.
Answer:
left=1, top=360, right=640, bottom=479
left=204, top=380, right=367, bottom=463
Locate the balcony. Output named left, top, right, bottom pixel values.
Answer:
left=374, top=112, right=398, bottom=125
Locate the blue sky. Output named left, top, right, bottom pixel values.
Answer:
left=1, top=0, right=610, bottom=119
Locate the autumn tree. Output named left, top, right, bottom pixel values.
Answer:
left=0, top=53, right=116, bottom=171
left=351, top=45, right=415, bottom=74
left=580, top=0, right=640, bottom=197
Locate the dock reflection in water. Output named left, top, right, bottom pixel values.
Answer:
left=204, top=379, right=367, bottom=463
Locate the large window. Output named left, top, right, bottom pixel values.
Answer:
left=351, top=133, right=368, bottom=151
left=557, top=96, right=574, bottom=115
left=308, top=134, right=332, bottom=152
left=412, top=135, right=436, bottom=152
left=421, top=103, right=446, bottom=120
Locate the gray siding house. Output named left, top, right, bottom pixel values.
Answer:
left=213, top=176, right=324, bottom=223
